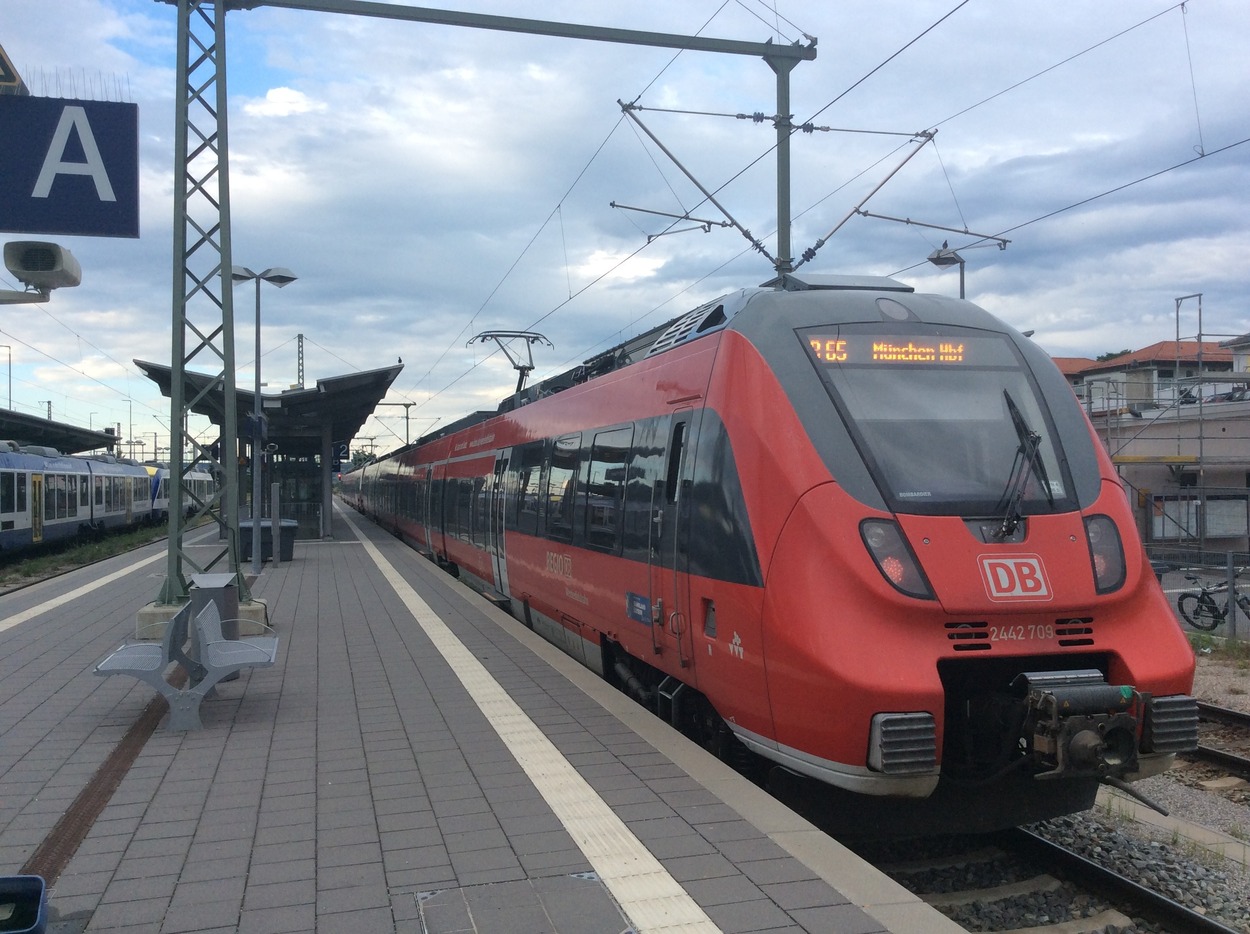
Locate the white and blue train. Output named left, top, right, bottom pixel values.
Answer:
left=147, top=463, right=216, bottom=523
left=0, top=441, right=216, bottom=556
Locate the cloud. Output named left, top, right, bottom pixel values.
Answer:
left=241, top=86, right=326, bottom=118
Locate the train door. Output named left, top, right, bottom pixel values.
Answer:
left=30, top=473, right=44, bottom=543
left=488, top=451, right=510, bottom=597
left=648, top=409, right=695, bottom=673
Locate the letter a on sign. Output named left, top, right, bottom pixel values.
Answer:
left=33, top=107, right=117, bottom=201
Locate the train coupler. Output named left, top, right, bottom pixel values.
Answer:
left=1014, top=670, right=1141, bottom=779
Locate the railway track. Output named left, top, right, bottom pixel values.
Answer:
left=857, top=827, right=1246, bottom=933
left=1192, top=702, right=1250, bottom=777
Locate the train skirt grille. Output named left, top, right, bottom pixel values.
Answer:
left=1144, top=694, right=1199, bottom=754
left=868, top=712, right=937, bottom=774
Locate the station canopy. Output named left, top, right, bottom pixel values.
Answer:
left=0, top=408, right=118, bottom=454
left=135, top=360, right=402, bottom=459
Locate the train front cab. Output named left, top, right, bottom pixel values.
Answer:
left=724, top=283, right=1198, bottom=833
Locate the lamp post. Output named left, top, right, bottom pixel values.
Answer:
left=927, top=243, right=965, bottom=299
left=232, top=266, right=297, bottom=574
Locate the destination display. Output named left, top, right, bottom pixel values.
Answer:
left=805, top=332, right=1011, bottom=367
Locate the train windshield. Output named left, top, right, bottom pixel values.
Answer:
left=801, top=324, right=1075, bottom=517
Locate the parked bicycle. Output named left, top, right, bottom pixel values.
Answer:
left=1175, top=571, right=1250, bottom=631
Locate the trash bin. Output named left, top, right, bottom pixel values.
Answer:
left=239, top=519, right=271, bottom=562
left=278, top=519, right=297, bottom=561
left=189, top=572, right=239, bottom=641
left=0, top=875, right=47, bottom=934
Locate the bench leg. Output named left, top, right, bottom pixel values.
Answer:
left=165, top=692, right=205, bottom=731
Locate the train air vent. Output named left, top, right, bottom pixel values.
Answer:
left=1055, top=618, right=1095, bottom=646
left=945, top=621, right=990, bottom=651
left=1143, top=695, right=1199, bottom=754
left=645, top=304, right=728, bottom=358
left=868, top=712, right=937, bottom=774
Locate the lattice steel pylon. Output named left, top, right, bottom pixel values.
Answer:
left=157, top=0, right=248, bottom=605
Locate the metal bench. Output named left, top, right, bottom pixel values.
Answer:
left=94, top=602, right=198, bottom=727
left=94, top=601, right=278, bottom=731
left=190, top=600, right=279, bottom=698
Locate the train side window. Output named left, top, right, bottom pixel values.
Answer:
left=470, top=476, right=487, bottom=546
left=16, top=473, right=26, bottom=513
left=430, top=477, right=444, bottom=532
left=665, top=420, right=688, bottom=505
left=586, top=427, right=632, bottom=552
left=47, top=475, right=60, bottom=519
left=414, top=477, right=427, bottom=525
left=94, top=476, right=103, bottom=507
left=513, top=442, right=545, bottom=536
left=67, top=476, right=78, bottom=518
left=623, top=418, right=666, bottom=560
left=448, top=480, right=458, bottom=537
left=546, top=434, right=581, bottom=541
left=456, top=478, right=473, bottom=540
left=1, top=472, right=13, bottom=514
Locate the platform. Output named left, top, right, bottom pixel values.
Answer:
left=0, top=504, right=956, bottom=933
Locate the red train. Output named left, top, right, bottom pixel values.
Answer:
left=342, top=273, right=1197, bottom=834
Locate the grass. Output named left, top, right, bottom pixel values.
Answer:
left=1189, top=632, right=1250, bottom=667
left=0, top=524, right=170, bottom=588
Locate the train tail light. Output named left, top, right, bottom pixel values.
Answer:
left=860, top=519, right=934, bottom=600
left=1083, top=515, right=1126, bottom=594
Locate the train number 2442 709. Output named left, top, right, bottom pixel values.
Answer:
left=989, top=624, right=1055, bottom=642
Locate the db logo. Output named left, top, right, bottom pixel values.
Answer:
left=978, top=555, right=1052, bottom=602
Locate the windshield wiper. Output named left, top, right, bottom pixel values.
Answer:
left=995, top=390, right=1054, bottom=540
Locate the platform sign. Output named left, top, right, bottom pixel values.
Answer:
left=0, top=95, right=139, bottom=237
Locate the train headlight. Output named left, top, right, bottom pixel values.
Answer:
left=1084, top=514, right=1126, bottom=594
left=861, top=519, right=934, bottom=599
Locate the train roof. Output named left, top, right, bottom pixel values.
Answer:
left=491, top=273, right=916, bottom=415
left=414, top=410, right=500, bottom=447
left=0, top=442, right=149, bottom=472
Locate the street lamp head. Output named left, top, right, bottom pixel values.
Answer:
left=231, top=265, right=296, bottom=287
left=927, top=247, right=964, bottom=268
left=259, top=267, right=297, bottom=288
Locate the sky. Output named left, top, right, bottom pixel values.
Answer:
left=1, top=0, right=1248, bottom=460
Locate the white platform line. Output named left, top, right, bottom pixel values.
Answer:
left=0, top=529, right=219, bottom=635
left=1, top=552, right=165, bottom=634
left=342, top=509, right=719, bottom=934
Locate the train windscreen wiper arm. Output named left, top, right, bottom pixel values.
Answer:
left=995, top=390, right=1053, bottom=540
